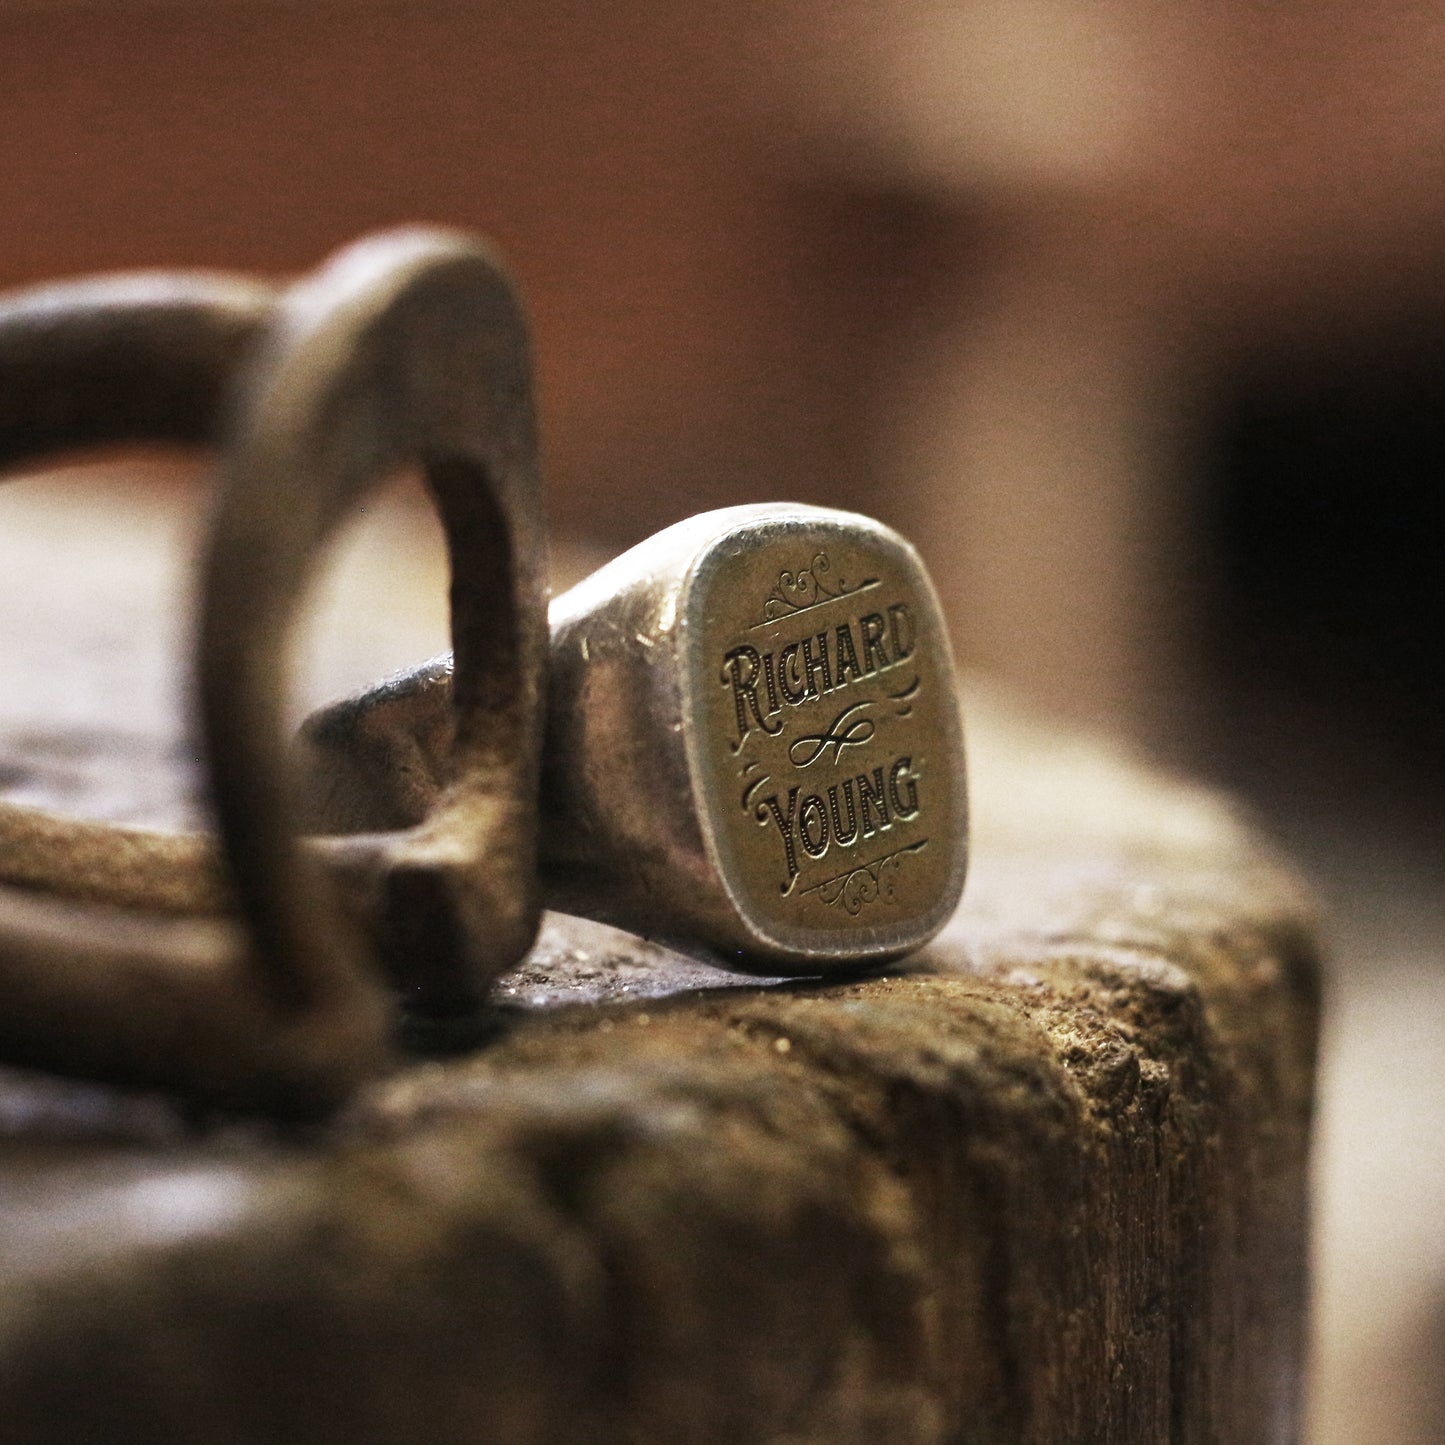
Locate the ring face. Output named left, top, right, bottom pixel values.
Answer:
left=682, top=509, right=967, bottom=962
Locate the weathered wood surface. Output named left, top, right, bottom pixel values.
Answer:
left=0, top=685, right=1319, bottom=1445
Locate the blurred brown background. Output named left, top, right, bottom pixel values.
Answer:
left=0, top=3, right=1442, bottom=1440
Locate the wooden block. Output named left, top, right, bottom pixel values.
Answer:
left=0, top=686, right=1318, bottom=1444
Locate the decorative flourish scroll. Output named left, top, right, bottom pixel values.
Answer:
left=738, top=759, right=770, bottom=813
left=788, top=700, right=875, bottom=767
left=750, top=552, right=878, bottom=630
left=800, top=838, right=928, bottom=915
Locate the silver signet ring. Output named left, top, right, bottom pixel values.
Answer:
left=302, top=504, right=968, bottom=972
left=543, top=504, right=967, bottom=968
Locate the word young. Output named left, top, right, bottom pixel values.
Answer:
left=758, top=755, right=921, bottom=895
left=722, top=602, right=914, bottom=751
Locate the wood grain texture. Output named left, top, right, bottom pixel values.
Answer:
left=0, top=686, right=1318, bottom=1444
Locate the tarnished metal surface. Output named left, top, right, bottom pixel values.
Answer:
left=199, top=230, right=549, bottom=1022
left=301, top=505, right=969, bottom=970
left=0, top=230, right=548, bottom=1113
